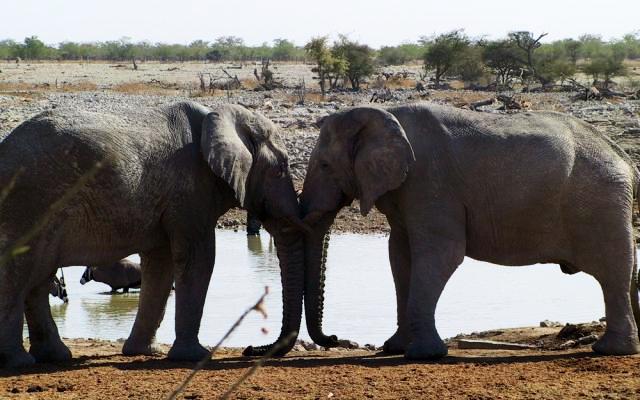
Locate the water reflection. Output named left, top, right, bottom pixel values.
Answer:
left=246, top=234, right=264, bottom=256
left=25, top=231, right=611, bottom=347
left=246, top=234, right=279, bottom=275
left=80, top=293, right=139, bottom=319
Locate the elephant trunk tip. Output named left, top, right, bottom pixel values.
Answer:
left=309, top=332, right=339, bottom=348
left=242, top=330, right=299, bottom=357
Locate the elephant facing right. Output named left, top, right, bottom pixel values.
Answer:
left=300, top=103, right=640, bottom=359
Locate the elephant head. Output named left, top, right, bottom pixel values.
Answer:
left=202, top=105, right=306, bottom=356
left=300, top=107, right=414, bottom=346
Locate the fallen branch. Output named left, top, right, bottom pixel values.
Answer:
left=469, top=98, right=495, bottom=111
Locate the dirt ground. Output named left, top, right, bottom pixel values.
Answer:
left=1, top=326, right=639, bottom=399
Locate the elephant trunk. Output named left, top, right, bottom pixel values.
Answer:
left=243, top=232, right=304, bottom=356
left=304, top=222, right=339, bottom=348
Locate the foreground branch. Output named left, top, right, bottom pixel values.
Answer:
left=219, top=331, right=298, bottom=400
left=166, top=287, right=271, bottom=400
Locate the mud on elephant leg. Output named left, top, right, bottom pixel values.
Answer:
left=405, top=238, right=464, bottom=360
left=383, top=227, right=412, bottom=355
left=123, top=246, right=174, bottom=356
left=167, top=235, right=215, bottom=361
left=25, top=278, right=72, bottom=363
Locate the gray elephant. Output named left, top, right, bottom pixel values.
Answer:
left=300, top=103, right=640, bottom=359
left=0, top=102, right=305, bottom=368
left=80, top=260, right=142, bottom=293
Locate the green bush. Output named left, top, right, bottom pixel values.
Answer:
left=423, top=30, right=470, bottom=86
left=333, top=36, right=375, bottom=90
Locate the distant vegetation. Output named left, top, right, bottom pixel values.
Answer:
left=1, top=31, right=639, bottom=90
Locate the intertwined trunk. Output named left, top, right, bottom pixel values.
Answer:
left=303, top=227, right=338, bottom=347
left=243, top=233, right=304, bottom=356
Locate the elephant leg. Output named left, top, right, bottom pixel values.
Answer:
left=589, top=237, right=640, bottom=355
left=383, top=225, right=412, bottom=354
left=167, top=233, right=215, bottom=361
left=123, top=246, right=174, bottom=356
left=0, top=262, right=35, bottom=368
left=25, top=278, right=71, bottom=363
left=405, top=237, right=465, bottom=360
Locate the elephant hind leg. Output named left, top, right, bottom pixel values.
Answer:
left=586, top=235, right=640, bottom=355
left=123, top=246, right=173, bottom=356
left=25, top=277, right=71, bottom=363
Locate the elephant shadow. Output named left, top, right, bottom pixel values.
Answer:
left=0, top=350, right=601, bottom=377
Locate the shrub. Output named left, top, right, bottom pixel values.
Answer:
left=423, top=30, right=470, bottom=86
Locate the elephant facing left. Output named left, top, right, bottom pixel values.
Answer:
left=0, top=101, right=306, bottom=368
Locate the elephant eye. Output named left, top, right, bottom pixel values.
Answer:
left=319, top=161, right=330, bottom=170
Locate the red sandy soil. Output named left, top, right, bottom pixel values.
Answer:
left=2, top=325, right=639, bottom=399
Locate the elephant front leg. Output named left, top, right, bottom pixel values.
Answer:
left=405, top=237, right=465, bottom=360
left=0, top=268, right=34, bottom=368
left=167, top=235, right=215, bottom=362
left=383, top=227, right=412, bottom=354
left=123, top=246, right=173, bottom=356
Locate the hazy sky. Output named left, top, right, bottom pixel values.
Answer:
left=1, top=0, right=638, bottom=47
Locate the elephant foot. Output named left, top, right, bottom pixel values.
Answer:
left=592, top=331, right=640, bottom=356
left=29, top=340, right=72, bottom=363
left=382, top=330, right=410, bottom=355
left=167, top=340, right=210, bottom=362
left=404, top=338, right=448, bottom=360
left=122, top=338, right=163, bottom=356
left=1, top=348, right=36, bottom=369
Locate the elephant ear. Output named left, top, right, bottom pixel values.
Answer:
left=342, top=107, right=415, bottom=215
left=201, top=106, right=254, bottom=208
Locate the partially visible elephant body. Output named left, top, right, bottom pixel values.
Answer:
left=82, top=260, right=142, bottom=292
left=301, top=102, right=640, bottom=360
left=0, top=102, right=305, bottom=368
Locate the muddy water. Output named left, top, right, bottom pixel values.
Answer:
left=37, top=231, right=606, bottom=348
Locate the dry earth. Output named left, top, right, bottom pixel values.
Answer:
left=0, top=325, right=639, bottom=399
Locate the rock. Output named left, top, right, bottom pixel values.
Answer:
left=26, top=385, right=45, bottom=393
left=337, top=339, right=360, bottom=349
left=558, top=323, right=578, bottom=338
left=540, top=320, right=563, bottom=328
left=295, top=339, right=319, bottom=351
left=456, top=339, right=536, bottom=350
left=364, top=344, right=377, bottom=351
left=292, top=344, right=305, bottom=352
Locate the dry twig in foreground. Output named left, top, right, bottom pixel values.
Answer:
left=166, top=286, right=273, bottom=400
